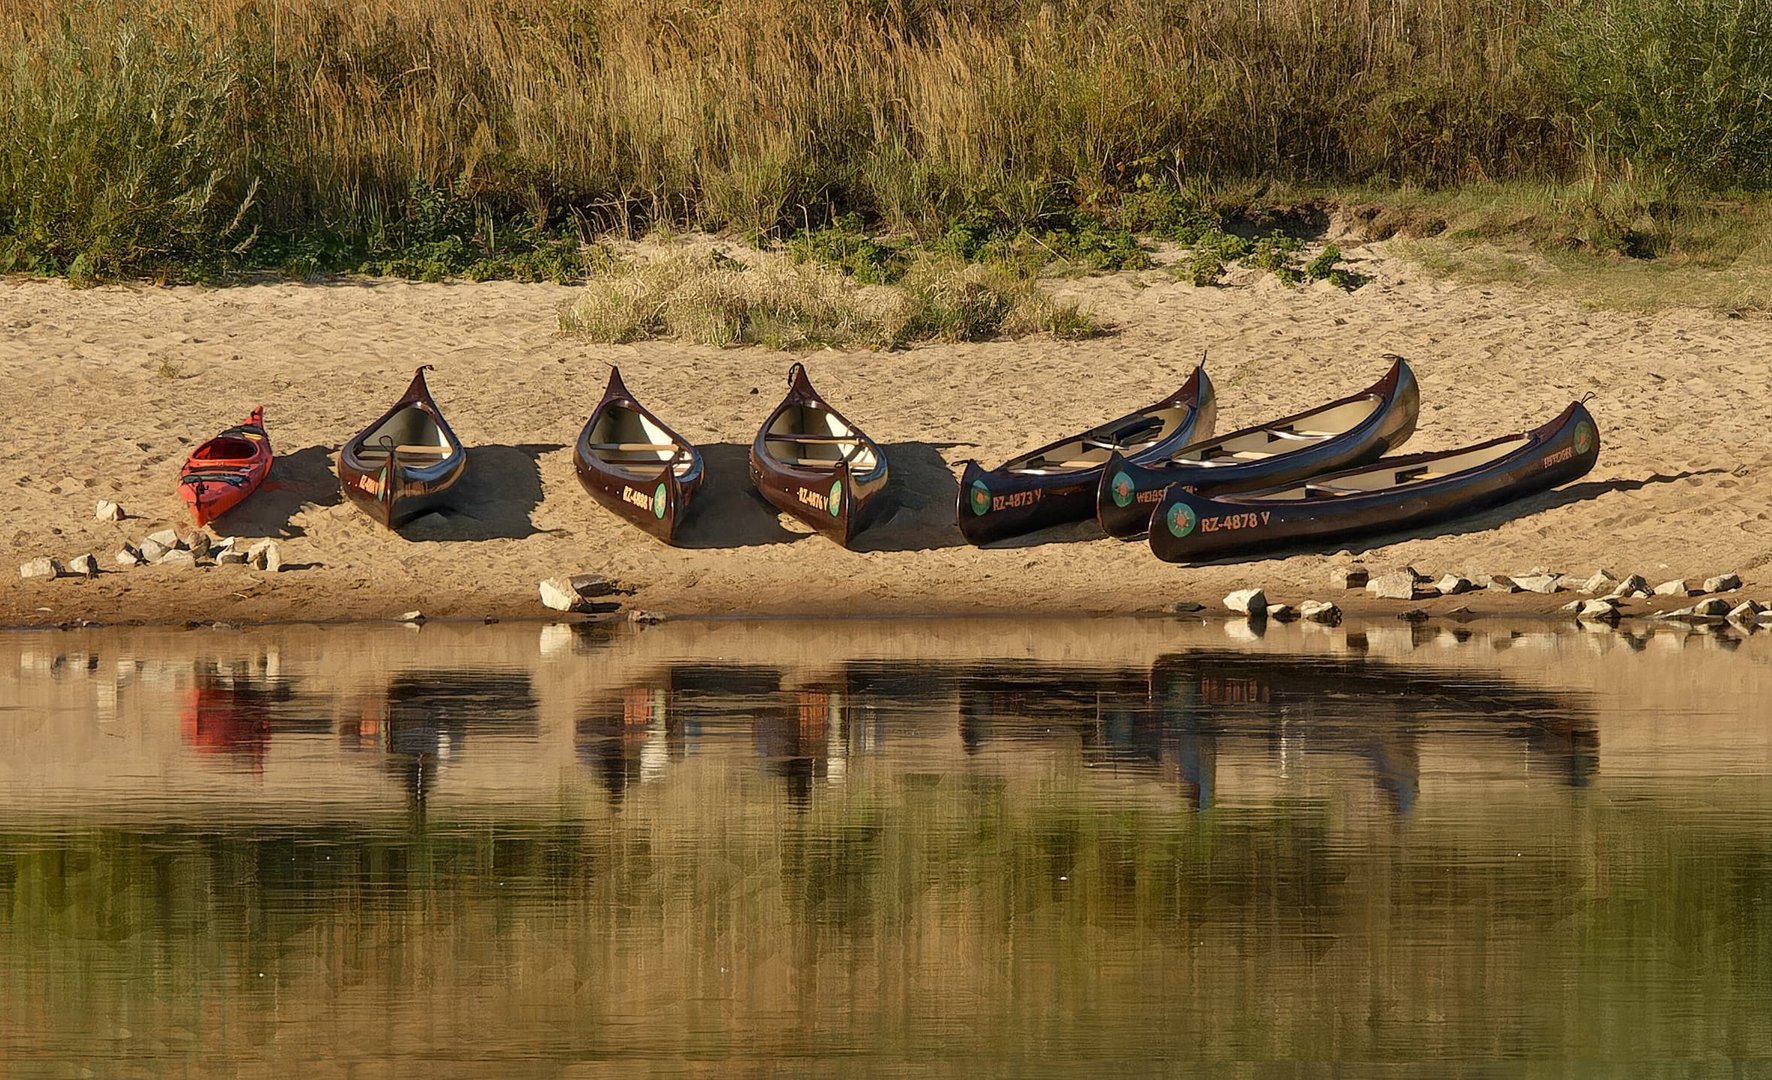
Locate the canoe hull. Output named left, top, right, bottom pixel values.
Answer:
left=179, top=408, right=273, bottom=528
left=336, top=366, right=468, bottom=531
left=750, top=364, right=889, bottom=547
left=574, top=368, right=704, bottom=544
left=957, top=460, right=1099, bottom=545
left=1149, top=402, right=1600, bottom=563
left=1097, top=358, right=1420, bottom=539
left=958, top=365, right=1215, bottom=546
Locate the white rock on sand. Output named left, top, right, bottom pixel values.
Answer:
left=1223, top=588, right=1268, bottom=616
left=1367, top=573, right=1418, bottom=601
left=539, top=579, right=584, bottom=612
left=19, top=557, right=61, bottom=580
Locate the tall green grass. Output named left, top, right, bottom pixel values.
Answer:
left=1, top=0, right=1769, bottom=280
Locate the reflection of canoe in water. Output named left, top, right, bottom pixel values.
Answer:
left=1148, top=650, right=1598, bottom=790
left=958, top=364, right=1214, bottom=545
left=749, top=363, right=889, bottom=546
left=1149, top=401, right=1599, bottom=563
left=574, top=366, right=704, bottom=543
left=337, top=366, right=468, bottom=529
left=179, top=407, right=273, bottom=527
left=1097, top=358, right=1419, bottom=538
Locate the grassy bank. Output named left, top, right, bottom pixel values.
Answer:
left=2, top=0, right=1771, bottom=284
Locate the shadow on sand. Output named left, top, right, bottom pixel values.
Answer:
left=673, top=443, right=800, bottom=549
left=210, top=445, right=341, bottom=539
left=1186, top=470, right=1723, bottom=564
left=401, top=444, right=561, bottom=542
left=852, top=442, right=969, bottom=553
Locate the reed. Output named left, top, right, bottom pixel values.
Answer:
left=1, top=0, right=1766, bottom=280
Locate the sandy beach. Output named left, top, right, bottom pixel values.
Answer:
left=3, top=244, right=1768, bottom=627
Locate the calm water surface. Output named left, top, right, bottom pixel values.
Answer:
left=2, top=617, right=1770, bottom=1076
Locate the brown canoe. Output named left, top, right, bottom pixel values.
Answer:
left=337, top=366, right=468, bottom=529
left=749, top=363, right=889, bottom=546
left=574, top=367, right=705, bottom=543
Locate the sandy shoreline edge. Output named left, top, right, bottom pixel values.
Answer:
left=5, top=245, right=1769, bottom=628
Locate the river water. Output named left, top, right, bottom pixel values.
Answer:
left=2, top=616, right=1769, bottom=1075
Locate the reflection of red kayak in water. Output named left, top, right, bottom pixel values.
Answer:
left=181, top=682, right=271, bottom=769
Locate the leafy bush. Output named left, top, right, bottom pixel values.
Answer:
left=1182, top=230, right=1253, bottom=286
left=787, top=215, right=907, bottom=284
left=1243, top=235, right=1305, bottom=284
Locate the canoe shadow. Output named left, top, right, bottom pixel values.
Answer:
left=971, top=516, right=1110, bottom=549
left=1186, top=470, right=1721, bottom=564
left=673, top=443, right=800, bottom=549
left=403, top=444, right=561, bottom=542
left=852, top=442, right=969, bottom=553
left=211, top=445, right=341, bottom=539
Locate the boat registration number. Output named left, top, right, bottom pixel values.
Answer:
left=991, top=490, right=1042, bottom=512
left=1197, top=511, right=1271, bottom=533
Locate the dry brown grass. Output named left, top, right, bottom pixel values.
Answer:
left=559, top=247, right=1096, bottom=349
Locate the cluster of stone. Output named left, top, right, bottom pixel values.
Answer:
left=16, top=501, right=289, bottom=583
left=1199, top=561, right=1764, bottom=631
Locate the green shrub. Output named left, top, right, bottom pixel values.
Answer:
left=787, top=215, right=907, bottom=284
left=1182, top=229, right=1253, bottom=287
left=1243, top=234, right=1305, bottom=284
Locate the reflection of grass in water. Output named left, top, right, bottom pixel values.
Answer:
left=4, top=783, right=1772, bottom=1065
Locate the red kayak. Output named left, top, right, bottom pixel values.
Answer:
left=179, top=407, right=273, bottom=526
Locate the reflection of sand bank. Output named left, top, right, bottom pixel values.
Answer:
left=0, top=618, right=1767, bottom=823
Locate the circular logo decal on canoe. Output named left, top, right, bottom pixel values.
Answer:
left=968, top=479, right=991, bottom=516
left=652, top=482, right=668, bottom=519
left=828, top=480, right=843, bottom=517
left=1166, top=502, right=1197, bottom=538
left=1573, top=421, right=1595, bottom=456
left=1110, top=470, right=1136, bottom=508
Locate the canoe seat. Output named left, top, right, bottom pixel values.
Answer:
left=596, top=449, right=694, bottom=462
left=1081, top=437, right=1153, bottom=452
left=1306, top=483, right=1364, bottom=497
left=586, top=441, right=683, bottom=452
left=1268, top=430, right=1320, bottom=442
left=355, top=444, right=454, bottom=459
left=766, top=434, right=860, bottom=446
